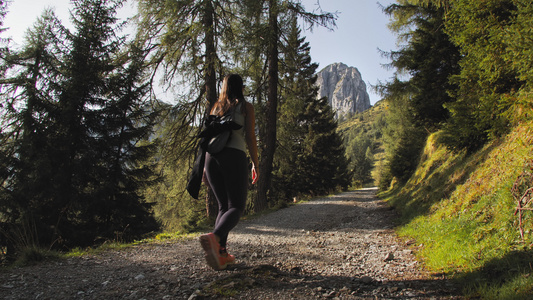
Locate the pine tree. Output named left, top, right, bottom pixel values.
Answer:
left=0, top=0, right=158, bottom=253
left=255, top=0, right=280, bottom=212
left=236, top=0, right=336, bottom=211
left=443, top=0, right=523, bottom=150
left=501, top=0, right=533, bottom=123
left=298, top=97, right=350, bottom=195
left=274, top=14, right=350, bottom=197
left=136, top=0, right=241, bottom=219
left=0, top=8, right=68, bottom=251
left=384, top=3, right=460, bottom=132
left=379, top=1, right=459, bottom=183
left=273, top=15, right=316, bottom=201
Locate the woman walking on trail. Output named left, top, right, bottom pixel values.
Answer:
left=200, top=74, right=259, bottom=271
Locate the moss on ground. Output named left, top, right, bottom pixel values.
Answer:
left=381, top=121, right=533, bottom=299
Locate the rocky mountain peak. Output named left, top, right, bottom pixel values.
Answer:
left=316, top=63, right=371, bottom=119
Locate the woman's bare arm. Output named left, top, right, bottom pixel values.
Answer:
left=245, top=101, right=259, bottom=184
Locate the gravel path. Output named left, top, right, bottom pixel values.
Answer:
left=0, top=188, right=462, bottom=299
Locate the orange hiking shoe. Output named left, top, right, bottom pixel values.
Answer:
left=219, top=247, right=235, bottom=265
left=199, top=233, right=226, bottom=270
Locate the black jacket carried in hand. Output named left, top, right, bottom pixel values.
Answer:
left=186, top=114, right=242, bottom=199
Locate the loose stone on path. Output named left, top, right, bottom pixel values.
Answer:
left=0, top=188, right=462, bottom=299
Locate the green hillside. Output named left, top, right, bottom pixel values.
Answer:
left=338, top=100, right=388, bottom=187
left=381, top=120, right=533, bottom=299
left=370, top=1, right=533, bottom=296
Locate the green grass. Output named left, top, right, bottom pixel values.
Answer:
left=64, top=231, right=199, bottom=257
left=2, top=191, right=327, bottom=268
left=11, top=247, right=61, bottom=267
left=381, top=120, right=533, bottom=299
left=0, top=230, right=200, bottom=266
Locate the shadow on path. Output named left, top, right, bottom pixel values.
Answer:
left=195, top=188, right=464, bottom=299
left=0, top=188, right=464, bottom=300
left=236, top=187, right=397, bottom=236
left=198, top=263, right=462, bottom=299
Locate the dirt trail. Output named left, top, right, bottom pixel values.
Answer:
left=1, top=188, right=462, bottom=299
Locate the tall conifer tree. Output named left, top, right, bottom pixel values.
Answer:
left=0, top=0, right=157, bottom=253
left=136, top=0, right=240, bottom=219
left=237, top=0, right=336, bottom=211
left=274, top=15, right=349, bottom=200
left=255, top=0, right=280, bottom=212
left=274, top=15, right=312, bottom=201
left=379, top=1, right=459, bottom=183
left=384, top=3, right=460, bottom=132
left=299, top=97, right=351, bottom=195
left=443, top=0, right=522, bottom=150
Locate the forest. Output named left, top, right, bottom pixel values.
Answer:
left=0, top=0, right=350, bottom=260
left=0, top=2, right=532, bottom=295
left=373, top=0, right=533, bottom=298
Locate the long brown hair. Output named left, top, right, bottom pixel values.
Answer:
left=210, top=74, right=245, bottom=116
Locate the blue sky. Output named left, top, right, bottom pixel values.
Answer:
left=300, top=0, right=397, bottom=104
left=3, top=0, right=397, bottom=105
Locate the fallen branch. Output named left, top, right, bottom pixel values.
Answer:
left=514, top=187, right=533, bottom=242
left=512, top=161, right=533, bottom=243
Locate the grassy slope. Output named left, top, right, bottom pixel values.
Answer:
left=337, top=100, right=388, bottom=186
left=337, top=100, right=387, bottom=133
left=380, top=120, right=533, bottom=299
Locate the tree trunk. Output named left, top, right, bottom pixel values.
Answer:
left=203, top=0, right=218, bottom=220
left=255, top=0, right=279, bottom=213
